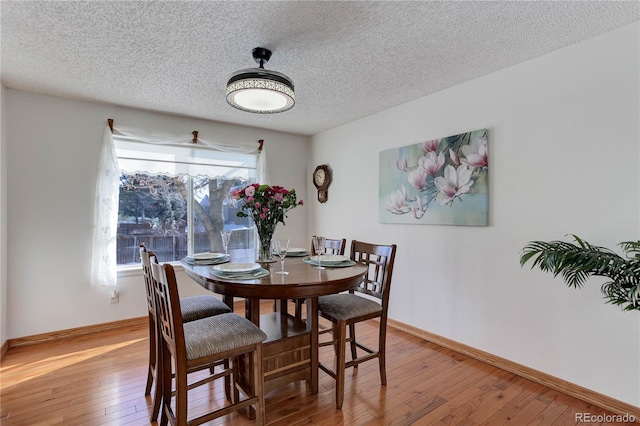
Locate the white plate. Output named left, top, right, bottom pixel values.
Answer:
left=212, top=263, right=261, bottom=273
left=309, top=254, right=349, bottom=263
left=191, top=252, right=226, bottom=260
left=287, top=247, right=307, bottom=253
left=303, top=258, right=356, bottom=268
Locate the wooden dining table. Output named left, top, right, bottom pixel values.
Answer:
left=181, top=250, right=367, bottom=395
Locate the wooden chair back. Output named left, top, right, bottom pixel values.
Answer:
left=151, top=262, right=184, bottom=363
left=139, top=244, right=158, bottom=315
left=349, top=240, right=397, bottom=310
left=311, top=238, right=347, bottom=255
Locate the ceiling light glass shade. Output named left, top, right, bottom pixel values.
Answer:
left=226, top=68, right=295, bottom=114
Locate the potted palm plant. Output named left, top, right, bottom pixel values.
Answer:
left=520, top=235, right=640, bottom=311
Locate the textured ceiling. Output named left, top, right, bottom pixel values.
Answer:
left=1, top=1, right=638, bottom=136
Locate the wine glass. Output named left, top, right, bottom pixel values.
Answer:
left=312, top=236, right=326, bottom=270
left=220, top=230, right=232, bottom=255
left=274, top=238, right=290, bottom=275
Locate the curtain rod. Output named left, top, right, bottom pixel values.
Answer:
left=118, top=156, right=256, bottom=171
left=107, top=118, right=264, bottom=151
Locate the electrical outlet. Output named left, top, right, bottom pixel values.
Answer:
left=110, top=290, right=119, bottom=304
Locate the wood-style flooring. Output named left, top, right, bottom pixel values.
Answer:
left=0, top=302, right=631, bottom=425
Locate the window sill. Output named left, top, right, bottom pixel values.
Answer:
left=117, top=262, right=184, bottom=278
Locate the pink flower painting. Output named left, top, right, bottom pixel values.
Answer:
left=379, top=129, right=489, bottom=226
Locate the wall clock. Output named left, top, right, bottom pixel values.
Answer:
left=312, top=164, right=332, bottom=203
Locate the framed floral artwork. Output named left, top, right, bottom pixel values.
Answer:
left=379, top=129, right=488, bottom=226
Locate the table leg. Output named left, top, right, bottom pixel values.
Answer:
left=245, top=298, right=261, bottom=326
left=276, top=299, right=289, bottom=315
left=223, top=295, right=234, bottom=310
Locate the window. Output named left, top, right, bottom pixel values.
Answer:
left=114, top=137, right=257, bottom=265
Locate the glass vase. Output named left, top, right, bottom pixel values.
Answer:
left=255, top=224, right=275, bottom=262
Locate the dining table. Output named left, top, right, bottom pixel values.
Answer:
left=181, top=249, right=368, bottom=395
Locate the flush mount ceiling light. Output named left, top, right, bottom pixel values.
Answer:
left=226, top=47, right=295, bottom=114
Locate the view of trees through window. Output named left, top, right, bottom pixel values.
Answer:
left=117, top=172, right=254, bottom=265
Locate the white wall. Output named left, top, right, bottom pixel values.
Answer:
left=309, top=22, right=640, bottom=406
left=4, top=91, right=309, bottom=338
left=1, top=83, right=7, bottom=348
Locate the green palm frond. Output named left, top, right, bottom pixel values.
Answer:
left=520, top=235, right=640, bottom=311
left=620, top=241, right=640, bottom=259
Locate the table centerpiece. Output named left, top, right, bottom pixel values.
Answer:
left=233, top=183, right=303, bottom=262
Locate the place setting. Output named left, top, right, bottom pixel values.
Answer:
left=303, top=254, right=355, bottom=268
left=182, top=252, right=230, bottom=266
left=210, top=262, right=270, bottom=280
left=304, top=236, right=355, bottom=268
left=183, top=229, right=237, bottom=266
left=273, top=246, right=310, bottom=257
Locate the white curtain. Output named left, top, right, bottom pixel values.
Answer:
left=114, top=126, right=263, bottom=153
left=113, top=125, right=266, bottom=179
left=91, top=127, right=120, bottom=287
left=90, top=124, right=267, bottom=286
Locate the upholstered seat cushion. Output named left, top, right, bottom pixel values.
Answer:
left=180, top=295, right=231, bottom=322
left=318, top=294, right=382, bottom=321
left=183, top=313, right=267, bottom=360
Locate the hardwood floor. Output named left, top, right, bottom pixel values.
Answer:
left=0, top=302, right=632, bottom=425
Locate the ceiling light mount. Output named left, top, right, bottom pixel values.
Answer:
left=226, top=47, right=295, bottom=114
left=252, top=47, right=272, bottom=68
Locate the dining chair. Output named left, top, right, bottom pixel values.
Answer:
left=151, top=260, right=267, bottom=426
left=277, top=238, right=347, bottom=319
left=317, top=240, right=397, bottom=409
left=139, top=244, right=232, bottom=422
left=312, top=237, right=347, bottom=257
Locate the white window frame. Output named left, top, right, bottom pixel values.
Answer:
left=113, top=136, right=258, bottom=267
left=90, top=124, right=267, bottom=285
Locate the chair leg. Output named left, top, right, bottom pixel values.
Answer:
left=145, top=314, right=156, bottom=395
left=149, top=315, right=162, bottom=421
left=335, top=320, right=347, bottom=409
left=145, top=365, right=154, bottom=395
left=232, top=356, right=241, bottom=405
left=252, top=345, right=265, bottom=426
left=175, top=363, right=188, bottom=426
left=150, top=345, right=162, bottom=422
left=209, top=361, right=229, bottom=398
left=160, top=344, right=172, bottom=426
left=348, top=323, right=357, bottom=369
left=379, top=323, right=387, bottom=386
left=224, top=359, right=231, bottom=401
left=331, top=323, right=339, bottom=355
